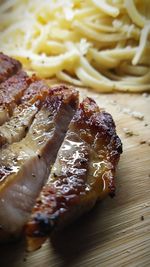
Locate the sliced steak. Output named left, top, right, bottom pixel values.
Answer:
left=0, top=80, right=50, bottom=147
left=26, top=98, right=122, bottom=251
left=0, top=86, right=78, bottom=242
left=0, top=71, right=30, bottom=125
left=0, top=53, right=22, bottom=83
left=0, top=103, right=38, bottom=147
left=21, top=79, right=49, bottom=104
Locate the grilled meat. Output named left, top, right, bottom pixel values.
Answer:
left=0, top=86, right=78, bottom=241
left=0, top=103, right=38, bottom=147
left=0, top=54, right=122, bottom=251
left=0, top=80, right=50, bottom=147
left=21, top=79, right=49, bottom=104
left=0, top=71, right=30, bottom=125
left=0, top=53, right=21, bottom=83
left=26, top=98, right=122, bottom=251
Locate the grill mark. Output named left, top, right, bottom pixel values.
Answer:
left=0, top=53, right=22, bottom=84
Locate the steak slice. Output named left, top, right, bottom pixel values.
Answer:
left=0, top=53, right=22, bottom=83
left=0, top=71, right=30, bottom=125
left=0, top=103, right=38, bottom=147
left=26, top=98, right=122, bottom=251
left=0, top=86, right=78, bottom=242
left=0, top=80, right=50, bottom=147
left=21, top=79, right=49, bottom=104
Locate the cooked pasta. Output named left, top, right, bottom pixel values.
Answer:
left=0, top=0, right=150, bottom=92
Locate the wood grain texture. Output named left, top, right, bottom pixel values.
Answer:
left=0, top=90, right=150, bottom=267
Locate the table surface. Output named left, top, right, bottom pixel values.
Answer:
left=0, top=89, right=150, bottom=267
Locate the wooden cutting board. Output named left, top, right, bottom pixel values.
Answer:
left=0, top=90, right=150, bottom=267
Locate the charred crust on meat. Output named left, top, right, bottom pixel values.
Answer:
left=33, top=213, right=55, bottom=236
left=51, top=84, right=79, bottom=110
left=73, top=98, right=122, bottom=160
left=21, top=80, right=49, bottom=103
left=0, top=53, right=22, bottom=83
left=42, top=85, right=79, bottom=116
left=0, top=71, right=31, bottom=118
